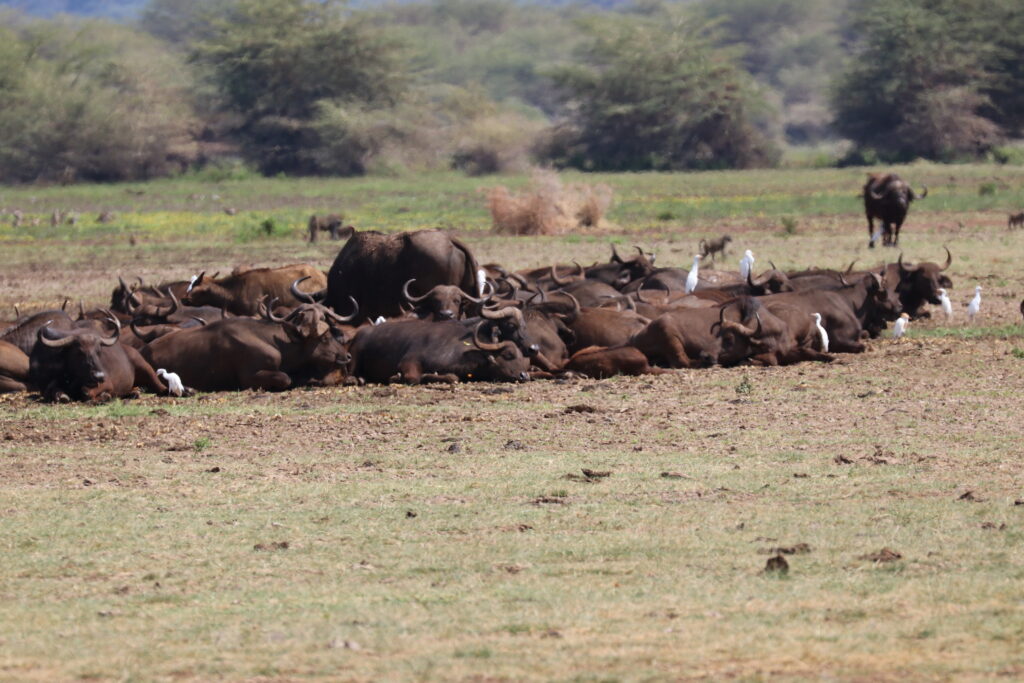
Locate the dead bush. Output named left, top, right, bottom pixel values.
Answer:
left=486, top=171, right=613, bottom=235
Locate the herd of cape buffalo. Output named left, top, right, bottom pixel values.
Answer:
left=0, top=216, right=957, bottom=402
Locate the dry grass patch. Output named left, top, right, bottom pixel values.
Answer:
left=486, top=170, right=613, bottom=235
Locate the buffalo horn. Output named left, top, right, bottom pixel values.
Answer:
left=290, top=276, right=317, bottom=304
left=326, top=296, right=359, bottom=323
left=941, top=246, right=952, bottom=271
left=897, top=252, right=918, bottom=274
left=402, top=278, right=432, bottom=304
left=100, top=310, right=121, bottom=345
left=38, top=324, right=75, bottom=348
left=472, top=321, right=505, bottom=352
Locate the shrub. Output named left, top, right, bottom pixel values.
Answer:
left=486, top=170, right=613, bottom=236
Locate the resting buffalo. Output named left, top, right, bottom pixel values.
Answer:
left=183, top=264, right=328, bottom=316
left=864, top=173, right=927, bottom=248
left=348, top=319, right=530, bottom=384
left=141, top=305, right=352, bottom=391
left=0, top=340, right=29, bottom=393
left=29, top=315, right=169, bottom=402
left=325, top=228, right=479, bottom=324
left=1, top=308, right=75, bottom=355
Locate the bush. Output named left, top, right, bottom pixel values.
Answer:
left=486, top=170, right=613, bottom=235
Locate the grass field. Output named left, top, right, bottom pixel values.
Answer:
left=2, top=163, right=1024, bottom=680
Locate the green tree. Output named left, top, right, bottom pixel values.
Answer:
left=544, top=10, right=778, bottom=171
left=0, top=11, right=197, bottom=183
left=190, top=0, right=407, bottom=175
left=832, top=0, right=1002, bottom=161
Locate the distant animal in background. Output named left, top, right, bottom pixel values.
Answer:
left=1009, top=212, right=1024, bottom=229
left=863, top=172, right=927, bottom=248
left=308, top=214, right=353, bottom=243
left=698, top=235, right=731, bottom=262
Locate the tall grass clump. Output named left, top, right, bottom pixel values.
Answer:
left=486, top=170, right=613, bottom=235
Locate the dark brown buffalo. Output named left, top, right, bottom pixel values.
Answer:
left=886, top=250, right=953, bottom=319
left=0, top=340, right=29, bottom=392
left=183, top=264, right=328, bottom=316
left=564, top=303, right=650, bottom=354
left=1, top=309, right=75, bottom=355
left=631, top=298, right=765, bottom=368
left=307, top=214, right=352, bottom=243
left=29, top=316, right=169, bottom=402
left=141, top=305, right=352, bottom=391
left=566, top=345, right=672, bottom=378
left=325, top=228, right=479, bottom=324
left=402, top=278, right=490, bottom=321
left=348, top=319, right=530, bottom=384
left=756, top=302, right=835, bottom=365
left=110, top=276, right=192, bottom=314
left=1009, top=212, right=1024, bottom=229
left=864, top=173, right=927, bottom=248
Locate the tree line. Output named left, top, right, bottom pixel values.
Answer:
left=0, top=0, right=1022, bottom=184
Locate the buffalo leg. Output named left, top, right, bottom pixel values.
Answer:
left=243, top=370, right=292, bottom=391
left=124, top=345, right=169, bottom=395
left=0, top=376, right=27, bottom=393
left=867, top=214, right=876, bottom=248
left=892, top=221, right=902, bottom=247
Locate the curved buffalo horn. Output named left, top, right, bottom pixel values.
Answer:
left=480, top=305, right=524, bottom=325
left=897, top=252, right=918, bottom=273
left=265, top=298, right=287, bottom=323
left=711, top=305, right=727, bottom=334
left=722, top=319, right=758, bottom=337
left=290, top=276, right=317, bottom=304
left=556, top=291, right=581, bottom=317
left=838, top=272, right=852, bottom=287
left=135, top=276, right=145, bottom=289
left=622, top=295, right=635, bottom=311
left=844, top=260, right=857, bottom=274
left=38, top=324, right=76, bottom=348
left=610, top=244, right=623, bottom=264
left=940, top=246, right=952, bottom=271
left=326, top=296, right=359, bottom=323
left=119, top=276, right=141, bottom=309
left=129, top=319, right=154, bottom=343
left=402, top=278, right=431, bottom=304
left=552, top=264, right=577, bottom=286
left=78, top=301, right=85, bottom=320
left=162, top=287, right=181, bottom=317
left=99, top=311, right=121, bottom=346
left=747, top=266, right=756, bottom=289
left=191, top=316, right=207, bottom=326
left=460, top=280, right=493, bottom=304
left=13, top=304, right=20, bottom=319
left=507, top=272, right=529, bottom=289
left=472, top=321, right=505, bottom=352
left=61, top=298, right=70, bottom=312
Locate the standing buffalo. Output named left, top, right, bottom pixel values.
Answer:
left=308, top=214, right=353, bottom=243
left=325, top=228, right=479, bottom=324
left=864, top=173, right=927, bottom=248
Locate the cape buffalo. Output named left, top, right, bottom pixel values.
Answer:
left=183, top=264, right=328, bottom=316
left=864, top=173, right=927, bottom=248
left=325, top=228, right=479, bottom=324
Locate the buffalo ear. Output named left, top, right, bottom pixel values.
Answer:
left=283, top=322, right=306, bottom=343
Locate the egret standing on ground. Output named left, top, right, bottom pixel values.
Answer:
left=938, top=287, right=953, bottom=320
left=967, top=285, right=982, bottom=322
left=892, top=313, right=910, bottom=339
left=685, top=254, right=701, bottom=294
left=739, top=250, right=755, bottom=280
left=157, top=369, right=184, bottom=397
left=812, top=312, right=829, bottom=352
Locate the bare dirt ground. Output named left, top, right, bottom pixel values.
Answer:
left=1, top=196, right=1024, bottom=679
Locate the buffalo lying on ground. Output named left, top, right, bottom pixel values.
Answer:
left=349, top=319, right=530, bottom=384
left=326, top=228, right=479, bottom=324
left=183, top=265, right=327, bottom=316
left=863, top=173, right=927, bottom=248
left=29, top=315, right=169, bottom=402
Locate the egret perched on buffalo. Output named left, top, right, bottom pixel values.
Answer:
left=812, top=312, right=829, bottom=352
left=739, top=250, right=755, bottom=281
left=685, top=254, right=701, bottom=294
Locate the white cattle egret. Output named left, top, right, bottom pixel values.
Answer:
left=892, top=312, right=910, bottom=339
left=476, top=268, right=487, bottom=297
left=373, top=316, right=386, bottom=326
left=812, top=312, right=829, bottom=352
left=187, top=274, right=200, bottom=293
left=685, top=255, right=701, bottom=294
left=967, top=285, right=982, bottom=322
left=938, top=287, right=953, bottom=320
left=739, top=250, right=755, bottom=280
left=157, top=369, right=184, bottom=397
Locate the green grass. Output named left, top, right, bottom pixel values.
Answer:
left=3, top=164, right=1024, bottom=679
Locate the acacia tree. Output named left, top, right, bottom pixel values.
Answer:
left=544, top=11, right=778, bottom=171
left=191, top=0, right=407, bottom=175
left=832, top=0, right=1002, bottom=161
